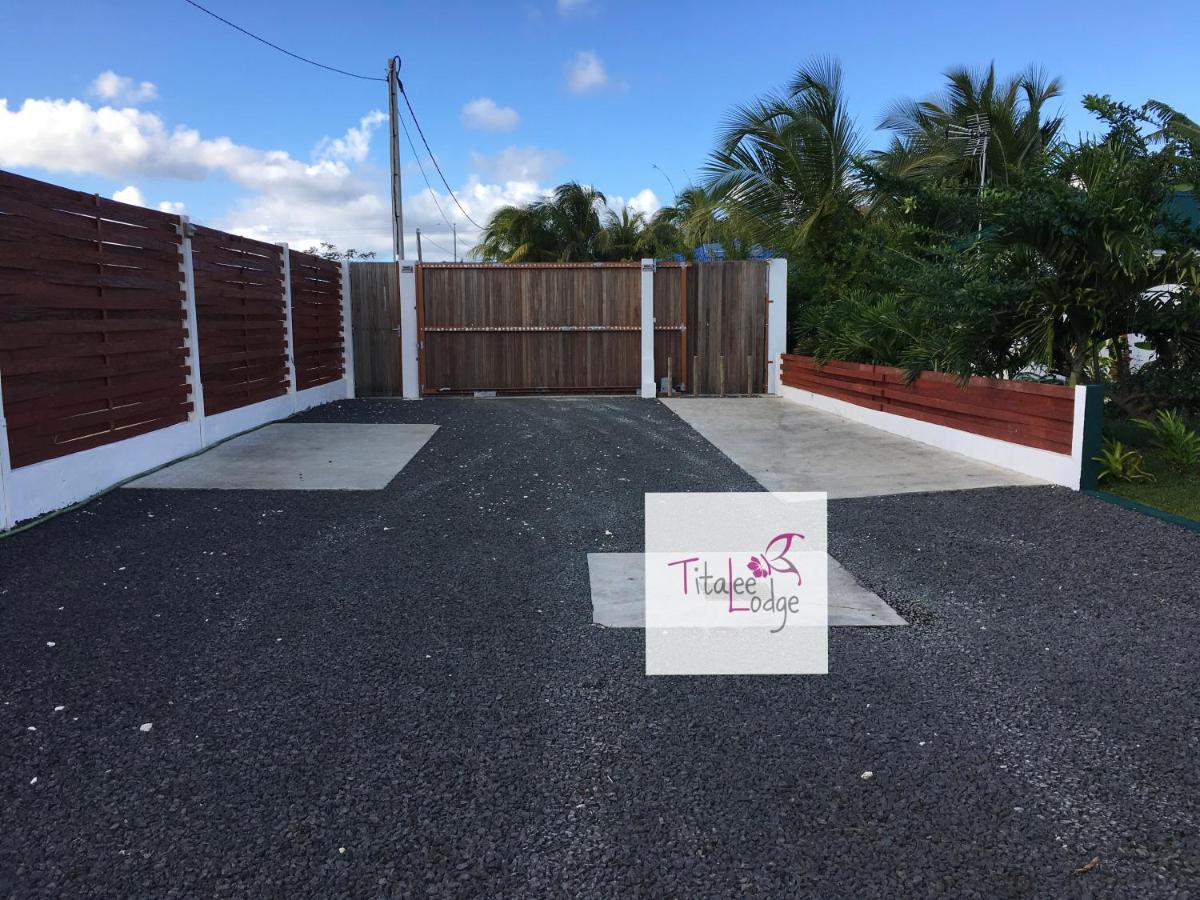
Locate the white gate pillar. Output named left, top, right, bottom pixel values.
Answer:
left=340, top=260, right=356, bottom=399
left=766, top=258, right=788, bottom=396
left=398, top=261, right=420, bottom=399
left=640, top=259, right=656, bottom=398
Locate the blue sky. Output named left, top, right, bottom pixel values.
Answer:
left=1, top=0, right=1197, bottom=260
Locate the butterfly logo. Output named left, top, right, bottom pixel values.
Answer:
left=746, top=532, right=806, bottom=585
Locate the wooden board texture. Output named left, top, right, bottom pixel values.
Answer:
left=0, top=169, right=191, bottom=467
left=781, top=354, right=1076, bottom=454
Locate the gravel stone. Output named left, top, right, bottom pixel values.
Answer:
left=0, top=397, right=1197, bottom=897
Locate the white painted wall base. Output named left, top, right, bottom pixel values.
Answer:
left=3, top=377, right=354, bottom=528
left=780, top=384, right=1084, bottom=489
left=295, top=378, right=352, bottom=413
left=204, top=394, right=294, bottom=446
left=6, top=419, right=204, bottom=525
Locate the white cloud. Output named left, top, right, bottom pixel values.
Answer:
left=468, top=146, right=563, bottom=183
left=608, top=188, right=661, bottom=220
left=110, top=184, right=185, bottom=216
left=314, top=111, right=387, bottom=163
left=556, top=0, right=595, bottom=14
left=460, top=97, right=519, bottom=131
left=0, top=97, right=368, bottom=201
left=111, top=185, right=145, bottom=206
left=88, top=71, right=157, bottom=106
left=0, top=88, right=580, bottom=262
left=564, top=51, right=610, bottom=94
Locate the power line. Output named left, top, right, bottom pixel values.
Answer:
left=421, top=234, right=453, bottom=255
left=181, top=0, right=385, bottom=82
left=397, top=85, right=483, bottom=229
left=396, top=104, right=455, bottom=235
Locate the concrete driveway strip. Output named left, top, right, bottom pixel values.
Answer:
left=662, top=396, right=1043, bottom=498
left=588, top=552, right=906, bottom=627
left=125, top=423, right=438, bottom=490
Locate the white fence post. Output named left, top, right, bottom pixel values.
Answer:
left=179, top=215, right=206, bottom=448
left=341, top=260, right=355, bottom=399
left=0, top=363, right=13, bottom=531
left=640, top=259, right=656, bottom=398
left=279, top=243, right=298, bottom=413
left=398, top=260, right=419, bottom=399
left=766, top=258, right=787, bottom=397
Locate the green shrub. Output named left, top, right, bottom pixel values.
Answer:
left=1094, top=440, right=1155, bottom=484
left=1133, top=409, right=1200, bottom=471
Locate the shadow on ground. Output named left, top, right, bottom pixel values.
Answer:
left=1, top=398, right=1196, bottom=897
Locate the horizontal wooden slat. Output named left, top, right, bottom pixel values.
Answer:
left=781, top=354, right=1075, bottom=455
left=8, top=411, right=191, bottom=469
left=0, top=170, right=179, bottom=228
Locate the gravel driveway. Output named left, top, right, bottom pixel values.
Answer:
left=1, top=398, right=1197, bottom=897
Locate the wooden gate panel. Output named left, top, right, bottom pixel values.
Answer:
left=419, top=264, right=640, bottom=393
left=689, top=261, right=768, bottom=394
left=349, top=262, right=400, bottom=396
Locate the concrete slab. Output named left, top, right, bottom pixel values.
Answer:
left=125, top=423, right=437, bottom=491
left=662, top=397, right=1042, bottom=498
left=588, top=552, right=906, bottom=628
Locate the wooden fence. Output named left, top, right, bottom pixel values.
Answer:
left=289, top=251, right=345, bottom=390
left=193, top=227, right=288, bottom=416
left=0, top=171, right=193, bottom=467
left=350, top=259, right=776, bottom=396
left=780, top=355, right=1077, bottom=453
left=0, top=168, right=352, bottom=529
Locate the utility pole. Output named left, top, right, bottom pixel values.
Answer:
left=387, top=56, right=405, bottom=261
left=452, top=224, right=457, bottom=263
left=416, top=228, right=423, bottom=263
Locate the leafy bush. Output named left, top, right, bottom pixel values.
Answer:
left=1094, top=440, right=1155, bottom=484
left=1133, top=409, right=1200, bottom=471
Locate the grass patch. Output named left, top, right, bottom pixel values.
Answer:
left=1100, top=415, right=1200, bottom=524
left=1104, top=452, right=1200, bottom=523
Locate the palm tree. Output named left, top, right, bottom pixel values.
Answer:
left=877, top=64, right=1065, bottom=187
left=600, top=207, right=647, bottom=260
left=474, top=182, right=608, bottom=262
left=702, top=57, right=866, bottom=253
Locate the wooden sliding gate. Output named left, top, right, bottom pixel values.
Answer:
left=418, top=262, right=641, bottom=394
left=349, top=259, right=771, bottom=396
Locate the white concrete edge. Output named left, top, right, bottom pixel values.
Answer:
left=203, top=394, right=295, bottom=446
left=340, top=260, right=356, bottom=400
left=295, top=378, right=350, bottom=413
left=0, top=363, right=13, bottom=531
left=398, top=260, right=419, bottom=399
left=780, top=384, right=1081, bottom=488
left=1070, top=385, right=1088, bottom=485
left=6, top=420, right=204, bottom=525
left=640, top=258, right=656, bottom=398
left=766, top=259, right=787, bottom=396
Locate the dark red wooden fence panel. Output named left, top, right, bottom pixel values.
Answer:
left=288, top=251, right=344, bottom=390
left=0, top=170, right=191, bottom=467
left=192, top=227, right=288, bottom=415
left=781, top=354, right=1076, bottom=454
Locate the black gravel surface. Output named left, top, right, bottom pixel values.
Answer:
left=1, top=397, right=1197, bottom=898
